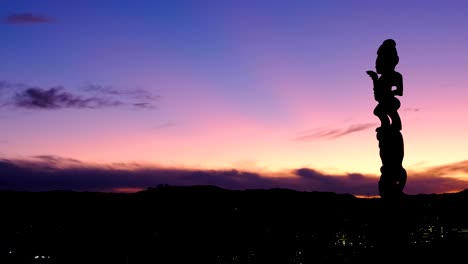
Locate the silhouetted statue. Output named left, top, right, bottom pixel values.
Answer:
left=367, top=39, right=406, bottom=199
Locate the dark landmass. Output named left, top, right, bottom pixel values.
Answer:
left=1, top=185, right=468, bottom=263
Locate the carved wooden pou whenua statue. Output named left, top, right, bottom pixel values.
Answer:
left=366, top=39, right=406, bottom=199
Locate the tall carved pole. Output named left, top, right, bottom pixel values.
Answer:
left=366, top=39, right=407, bottom=199
left=366, top=40, right=409, bottom=262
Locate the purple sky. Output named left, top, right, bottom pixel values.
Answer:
left=1, top=1, right=468, bottom=195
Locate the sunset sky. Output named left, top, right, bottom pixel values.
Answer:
left=1, top=1, right=468, bottom=195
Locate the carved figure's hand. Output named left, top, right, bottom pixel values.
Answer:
left=366, top=70, right=378, bottom=81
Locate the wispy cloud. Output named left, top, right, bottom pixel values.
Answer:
left=83, top=84, right=160, bottom=101
left=15, top=87, right=123, bottom=109
left=1, top=156, right=467, bottom=196
left=33, top=155, right=84, bottom=166
left=403, top=107, right=421, bottom=112
left=402, top=161, right=468, bottom=195
left=5, top=13, right=54, bottom=24
left=295, top=123, right=378, bottom=141
left=0, top=81, right=159, bottom=110
left=82, top=84, right=160, bottom=109
left=153, top=122, right=175, bottom=130
left=0, top=81, right=26, bottom=91
left=410, top=160, right=468, bottom=178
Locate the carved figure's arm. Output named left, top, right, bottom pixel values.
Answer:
left=366, top=71, right=379, bottom=100
left=393, top=72, right=403, bottom=96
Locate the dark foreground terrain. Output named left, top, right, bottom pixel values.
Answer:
left=1, top=185, right=468, bottom=263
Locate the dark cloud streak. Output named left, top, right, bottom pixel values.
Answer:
left=5, top=13, right=54, bottom=24
left=295, top=123, right=378, bottom=141
left=0, top=81, right=158, bottom=110
left=403, top=107, right=421, bottom=112
left=15, top=87, right=123, bottom=109
left=83, top=84, right=160, bottom=102
left=83, top=84, right=159, bottom=109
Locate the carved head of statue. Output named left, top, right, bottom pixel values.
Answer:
left=376, top=39, right=399, bottom=74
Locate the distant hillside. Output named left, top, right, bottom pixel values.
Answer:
left=1, top=186, right=468, bottom=263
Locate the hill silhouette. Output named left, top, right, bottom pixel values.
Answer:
left=1, top=186, right=468, bottom=263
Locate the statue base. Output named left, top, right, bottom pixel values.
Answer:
left=376, top=127, right=406, bottom=199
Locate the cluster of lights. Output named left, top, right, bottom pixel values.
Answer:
left=35, top=255, right=51, bottom=259
left=294, top=250, right=304, bottom=264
